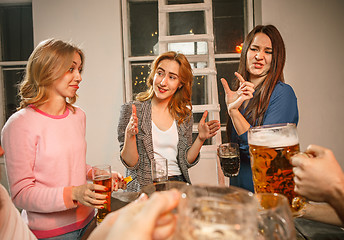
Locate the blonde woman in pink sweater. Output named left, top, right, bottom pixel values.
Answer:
left=1, top=39, right=126, bottom=239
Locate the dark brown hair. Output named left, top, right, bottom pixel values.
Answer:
left=227, top=25, right=286, bottom=138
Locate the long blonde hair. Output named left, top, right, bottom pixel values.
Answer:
left=18, top=38, right=84, bottom=112
left=136, top=51, right=193, bottom=124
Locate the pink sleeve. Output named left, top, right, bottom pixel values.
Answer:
left=2, top=116, right=72, bottom=212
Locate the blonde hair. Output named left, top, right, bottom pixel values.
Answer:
left=18, top=39, right=84, bottom=112
left=136, top=51, right=193, bottom=124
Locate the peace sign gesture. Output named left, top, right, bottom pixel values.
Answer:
left=220, top=72, right=255, bottom=112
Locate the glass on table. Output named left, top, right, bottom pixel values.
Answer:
left=92, top=164, right=112, bottom=224
left=175, top=185, right=257, bottom=240
left=151, top=157, right=168, bottom=190
left=248, top=123, right=307, bottom=216
left=218, top=142, right=240, bottom=177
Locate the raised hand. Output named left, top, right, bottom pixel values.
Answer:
left=197, top=110, right=221, bottom=142
left=125, top=104, right=138, bottom=137
left=221, top=72, right=254, bottom=112
left=72, top=183, right=108, bottom=209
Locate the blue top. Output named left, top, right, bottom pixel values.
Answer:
left=230, top=81, right=299, bottom=192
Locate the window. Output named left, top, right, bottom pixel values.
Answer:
left=121, top=0, right=253, bottom=153
left=0, top=3, right=33, bottom=125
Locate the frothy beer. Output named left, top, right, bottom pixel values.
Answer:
left=248, top=124, right=305, bottom=213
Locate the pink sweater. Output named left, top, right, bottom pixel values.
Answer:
left=1, top=106, right=94, bottom=238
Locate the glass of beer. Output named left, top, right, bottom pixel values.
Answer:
left=151, top=157, right=168, bottom=191
left=92, top=164, right=112, bottom=224
left=176, top=185, right=257, bottom=239
left=218, top=143, right=240, bottom=177
left=248, top=123, right=306, bottom=216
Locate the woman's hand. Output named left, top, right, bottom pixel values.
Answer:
left=72, top=183, right=108, bottom=209
left=112, top=171, right=127, bottom=191
left=125, top=104, right=138, bottom=138
left=197, top=111, right=221, bottom=142
left=221, top=72, right=254, bottom=113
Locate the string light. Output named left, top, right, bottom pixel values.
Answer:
left=235, top=43, right=243, bottom=53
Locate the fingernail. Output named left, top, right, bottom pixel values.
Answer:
left=104, top=188, right=109, bottom=191
left=104, top=201, right=108, bottom=204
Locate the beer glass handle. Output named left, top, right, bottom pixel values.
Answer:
left=258, top=213, right=294, bottom=240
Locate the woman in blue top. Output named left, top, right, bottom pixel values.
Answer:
left=220, top=25, right=298, bottom=192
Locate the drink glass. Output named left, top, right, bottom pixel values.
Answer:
left=92, top=164, right=112, bottom=224
left=256, top=193, right=296, bottom=240
left=151, top=157, right=168, bottom=190
left=248, top=123, right=306, bottom=216
left=218, top=143, right=240, bottom=177
left=176, top=185, right=257, bottom=239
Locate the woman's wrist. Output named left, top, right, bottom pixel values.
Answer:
left=197, top=134, right=206, bottom=143
left=228, top=108, right=240, bottom=116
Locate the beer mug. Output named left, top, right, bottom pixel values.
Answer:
left=256, top=193, right=296, bottom=240
left=176, top=185, right=258, bottom=239
left=248, top=123, right=306, bottom=216
left=218, top=143, right=240, bottom=177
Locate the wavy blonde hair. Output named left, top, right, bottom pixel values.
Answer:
left=18, top=38, right=84, bottom=112
left=136, top=51, right=193, bottom=125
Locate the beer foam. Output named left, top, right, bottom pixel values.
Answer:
left=248, top=131, right=298, bottom=147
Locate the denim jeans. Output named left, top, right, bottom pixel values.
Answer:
left=38, top=219, right=93, bottom=240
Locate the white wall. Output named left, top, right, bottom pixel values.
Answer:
left=30, top=0, right=344, bottom=187
left=33, top=0, right=126, bottom=174
left=258, top=0, right=344, bottom=168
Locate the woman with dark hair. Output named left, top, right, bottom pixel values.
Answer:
left=221, top=25, right=298, bottom=192
left=118, top=51, right=220, bottom=192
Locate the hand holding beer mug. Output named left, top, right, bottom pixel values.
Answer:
left=248, top=123, right=306, bottom=216
left=92, top=165, right=112, bottom=224
left=218, top=143, right=240, bottom=177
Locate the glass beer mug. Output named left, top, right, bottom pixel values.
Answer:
left=175, top=185, right=258, bottom=239
left=248, top=123, right=306, bottom=216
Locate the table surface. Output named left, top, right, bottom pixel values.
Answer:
left=295, top=218, right=344, bottom=240
left=83, top=192, right=344, bottom=240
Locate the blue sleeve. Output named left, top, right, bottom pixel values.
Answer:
left=236, top=82, right=298, bottom=157
left=262, top=82, right=299, bottom=125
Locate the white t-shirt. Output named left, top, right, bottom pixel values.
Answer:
left=152, top=120, right=182, bottom=176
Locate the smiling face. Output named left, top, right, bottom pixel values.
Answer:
left=152, top=59, right=182, bottom=103
left=48, top=51, right=82, bottom=100
left=246, top=32, right=272, bottom=82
